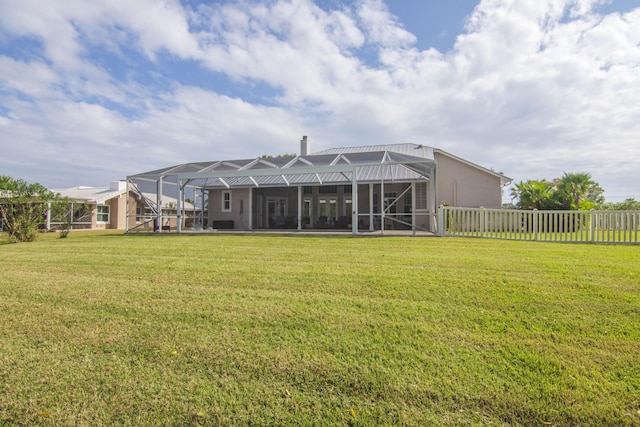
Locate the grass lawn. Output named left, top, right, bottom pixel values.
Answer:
left=1, top=231, right=639, bottom=426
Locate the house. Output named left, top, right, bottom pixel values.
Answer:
left=51, top=181, right=129, bottom=230
left=51, top=181, right=195, bottom=231
left=126, top=139, right=511, bottom=234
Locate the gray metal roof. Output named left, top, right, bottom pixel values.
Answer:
left=129, top=147, right=435, bottom=189
left=314, top=143, right=436, bottom=160
left=317, top=143, right=511, bottom=185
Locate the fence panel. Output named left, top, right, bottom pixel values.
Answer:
left=439, top=207, right=640, bottom=244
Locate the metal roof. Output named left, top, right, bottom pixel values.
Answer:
left=52, top=183, right=126, bottom=205
left=317, top=143, right=511, bottom=185
left=314, top=143, right=436, bottom=159
left=129, top=147, right=435, bottom=189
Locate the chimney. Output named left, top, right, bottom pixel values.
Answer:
left=109, top=180, right=126, bottom=192
left=300, top=135, right=309, bottom=156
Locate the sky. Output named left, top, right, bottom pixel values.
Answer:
left=0, top=0, right=639, bottom=203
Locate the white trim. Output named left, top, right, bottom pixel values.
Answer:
left=222, top=190, right=232, bottom=212
left=97, top=204, right=110, bottom=223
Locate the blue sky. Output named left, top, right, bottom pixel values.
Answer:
left=0, top=0, right=639, bottom=202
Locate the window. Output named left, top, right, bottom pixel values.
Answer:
left=404, top=193, right=412, bottom=213
left=319, top=185, right=337, bottom=194
left=136, top=207, right=142, bottom=223
left=415, top=182, right=427, bottom=210
left=97, top=205, right=110, bottom=223
left=318, top=198, right=337, bottom=220
left=73, top=204, right=91, bottom=222
left=222, top=191, right=232, bottom=212
left=303, top=199, right=312, bottom=224
left=345, top=199, right=352, bottom=216
left=384, top=192, right=397, bottom=214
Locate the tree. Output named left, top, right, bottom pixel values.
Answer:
left=600, top=198, right=640, bottom=211
left=555, top=172, right=604, bottom=210
left=511, top=172, right=605, bottom=211
left=510, top=179, right=557, bottom=210
left=0, top=176, right=69, bottom=243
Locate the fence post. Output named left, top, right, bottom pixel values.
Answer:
left=437, top=205, right=444, bottom=236
left=590, top=210, right=595, bottom=242
left=533, top=209, right=538, bottom=241
left=480, top=206, right=485, bottom=238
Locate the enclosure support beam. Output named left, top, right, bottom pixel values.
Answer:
left=352, top=170, right=358, bottom=235
left=429, top=165, right=436, bottom=232
left=369, top=184, right=374, bottom=231
left=411, top=182, right=416, bottom=236
left=176, top=179, right=182, bottom=234
left=248, top=187, right=253, bottom=230
left=381, top=179, right=385, bottom=235
left=46, top=202, right=51, bottom=231
left=297, top=186, right=302, bottom=231
left=157, top=177, right=163, bottom=232
left=125, top=180, right=129, bottom=233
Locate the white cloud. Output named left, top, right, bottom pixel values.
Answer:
left=356, top=0, right=415, bottom=47
left=0, top=0, right=638, bottom=200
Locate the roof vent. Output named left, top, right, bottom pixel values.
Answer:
left=300, top=135, right=309, bottom=156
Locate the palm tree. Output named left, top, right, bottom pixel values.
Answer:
left=556, top=172, right=603, bottom=209
left=510, top=180, right=555, bottom=210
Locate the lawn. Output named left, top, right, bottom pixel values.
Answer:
left=1, top=231, right=639, bottom=426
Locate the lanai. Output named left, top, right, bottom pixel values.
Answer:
left=126, top=146, right=437, bottom=235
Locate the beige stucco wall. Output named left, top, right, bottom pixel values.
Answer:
left=435, top=152, right=503, bottom=208
left=90, top=195, right=126, bottom=230
left=209, top=188, right=252, bottom=229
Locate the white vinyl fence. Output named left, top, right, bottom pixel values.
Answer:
left=438, top=207, right=640, bottom=244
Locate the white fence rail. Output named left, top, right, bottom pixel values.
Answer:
left=437, top=207, right=640, bottom=244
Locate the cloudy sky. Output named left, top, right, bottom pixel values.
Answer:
left=0, top=0, right=639, bottom=202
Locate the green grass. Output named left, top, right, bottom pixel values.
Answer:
left=1, top=231, right=639, bottom=426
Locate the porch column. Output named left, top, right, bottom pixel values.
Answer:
left=297, top=186, right=302, bottom=231
left=369, top=183, right=374, bottom=231
left=352, top=168, right=358, bottom=235
left=156, top=177, right=163, bottom=232
left=176, top=179, right=182, bottom=233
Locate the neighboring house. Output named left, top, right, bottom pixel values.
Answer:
left=51, top=181, right=129, bottom=230
left=51, top=181, right=196, bottom=231
left=127, top=139, right=511, bottom=234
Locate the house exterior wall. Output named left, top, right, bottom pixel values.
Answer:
left=113, top=194, right=127, bottom=229
left=208, top=183, right=433, bottom=230
left=434, top=152, right=502, bottom=208
left=208, top=188, right=252, bottom=229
